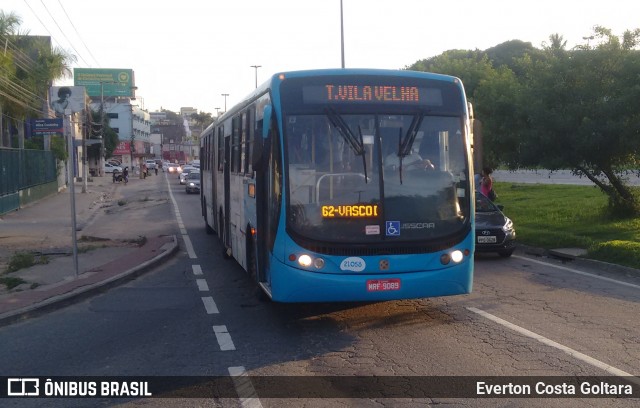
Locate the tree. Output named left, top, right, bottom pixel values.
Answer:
left=407, top=49, right=493, bottom=98
left=0, top=11, right=75, bottom=147
left=408, top=28, right=640, bottom=216
left=190, top=111, right=213, bottom=132
left=514, top=29, right=640, bottom=215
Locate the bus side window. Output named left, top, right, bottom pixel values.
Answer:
left=217, top=126, right=224, bottom=172
left=245, top=108, right=255, bottom=176
left=232, top=117, right=241, bottom=173
left=240, top=112, right=247, bottom=174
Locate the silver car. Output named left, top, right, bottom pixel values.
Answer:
left=179, top=167, right=198, bottom=184
left=185, top=171, right=201, bottom=194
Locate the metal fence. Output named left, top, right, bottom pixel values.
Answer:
left=0, top=148, right=57, bottom=197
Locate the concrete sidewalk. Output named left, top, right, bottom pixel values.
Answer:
left=0, top=171, right=179, bottom=326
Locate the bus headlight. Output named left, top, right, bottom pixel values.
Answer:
left=441, top=250, right=465, bottom=265
left=298, top=254, right=312, bottom=267
left=291, top=254, right=324, bottom=269
left=313, top=258, right=325, bottom=269
left=451, top=250, right=464, bottom=263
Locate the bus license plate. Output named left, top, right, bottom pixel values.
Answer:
left=477, top=236, right=497, bottom=243
left=367, top=279, right=401, bottom=292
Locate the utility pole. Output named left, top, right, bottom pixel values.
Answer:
left=81, top=108, right=88, bottom=193
left=250, top=65, right=261, bottom=88
left=65, top=108, right=79, bottom=278
left=221, top=93, right=229, bottom=112
left=98, top=80, right=116, bottom=176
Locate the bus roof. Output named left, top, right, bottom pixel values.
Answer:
left=205, top=68, right=465, bottom=133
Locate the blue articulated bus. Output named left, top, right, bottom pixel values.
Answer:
left=200, top=69, right=475, bottom=302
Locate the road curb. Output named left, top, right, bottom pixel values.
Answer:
left=0, top=235, right=179, bottom=327
left=517, top=243, right=640, bottom=279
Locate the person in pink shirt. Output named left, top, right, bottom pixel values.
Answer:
left=481, top=167, right=496, bottom=201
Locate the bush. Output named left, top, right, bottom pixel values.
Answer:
left=5, top=252, right=48, bottom=273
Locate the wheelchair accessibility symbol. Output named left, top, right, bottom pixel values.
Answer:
left=386, top=221, right=400, bottom=236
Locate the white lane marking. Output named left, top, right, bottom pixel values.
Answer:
left=192, top=265, right=203, bottom=276
left=213, top=325, right=236, bottom=351
left=201, top=296, right=219, bottom=314
left=196, top=278, right=209, bottom=292
left=228, top=366, right=263, bottom=408
left=467, top=307, right=640, bottom=385
left=513, top=255, right=640, bottom=290
left=183, top=234, right=197, bottom=259
left=166, top=175, right=196, bottom=257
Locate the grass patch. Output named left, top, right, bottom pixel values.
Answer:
left=494, top=182, right=640, bottom=269
left=78, top=244, right=105, bottom=254
left=0, top=276, right=27, bottom=290
left=5, top=252, right=49, bottom=273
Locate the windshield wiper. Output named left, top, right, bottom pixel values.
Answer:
left=325, top=108, right=369, bottom=184
left=325, top=108, right=365, bottom=156
left=396, top=111, right=426, bottom=184
left=399, top=111, right=426, bottom=157
left=357, top=125, right=368, bottom=183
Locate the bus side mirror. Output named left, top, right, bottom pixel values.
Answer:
left=252, top=105, right=272, bottom=169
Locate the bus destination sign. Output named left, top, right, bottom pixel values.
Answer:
left=302, top=84, right=442, bottom=106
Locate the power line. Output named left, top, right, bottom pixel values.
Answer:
left=56, top=0, right=100, bottom=67
left=37, top=0, right=91, bottom=67
left=21, top=0, right=61, bottom=48
left=0, top=73, right=46, bottom=105
left=0, top=89, right=46, bottom=115
left=0, top=34, right=38, bottom=76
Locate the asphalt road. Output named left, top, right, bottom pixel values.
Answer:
left=0, top=173, right=638, bottom=407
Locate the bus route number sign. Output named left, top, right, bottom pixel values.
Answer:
left=322, top=204, right=379, bottom=218
left=367, top=279, right=401, bottom=292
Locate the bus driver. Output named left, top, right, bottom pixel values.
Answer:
left=385, top=148, right=435, bottom=171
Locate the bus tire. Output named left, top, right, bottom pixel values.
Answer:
left=246, top=226, right=270, bottom=302
left=246, top=225, right=257, bottom=280
left=220, top=210, right=232, bottom=259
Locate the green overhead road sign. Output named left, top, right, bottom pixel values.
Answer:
left=74, top=68, right=135, bottom=97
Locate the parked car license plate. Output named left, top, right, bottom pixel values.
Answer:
left=367, top=279, right=401, bottom=292
left=477, top=236, right=497, bottom=243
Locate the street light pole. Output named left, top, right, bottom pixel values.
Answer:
left=340, top=0, right=345, bottom=68
left=221, top=93, right=229, bottom=112
left=99, top=82, right=106, bottom=177
left=250, top=65, right=261, bottom=88
left=99, top=80, right=117, bottom=177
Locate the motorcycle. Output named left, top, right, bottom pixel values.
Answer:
left=112, top=170, right=124, bottom=183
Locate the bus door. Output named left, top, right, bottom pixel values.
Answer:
left=254, top=104, right=278, bottom=290
left=223, top=134, right=231, bottom=254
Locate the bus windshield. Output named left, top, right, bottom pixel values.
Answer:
left=285, top=112, right=470, bottom=244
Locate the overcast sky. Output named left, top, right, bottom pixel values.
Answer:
left=4, top=0, right=640, bottom=114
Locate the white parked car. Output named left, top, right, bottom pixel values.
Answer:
left=144, top=159, right=157, bottom=170
left=104, top=162, right=123, bottom=173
